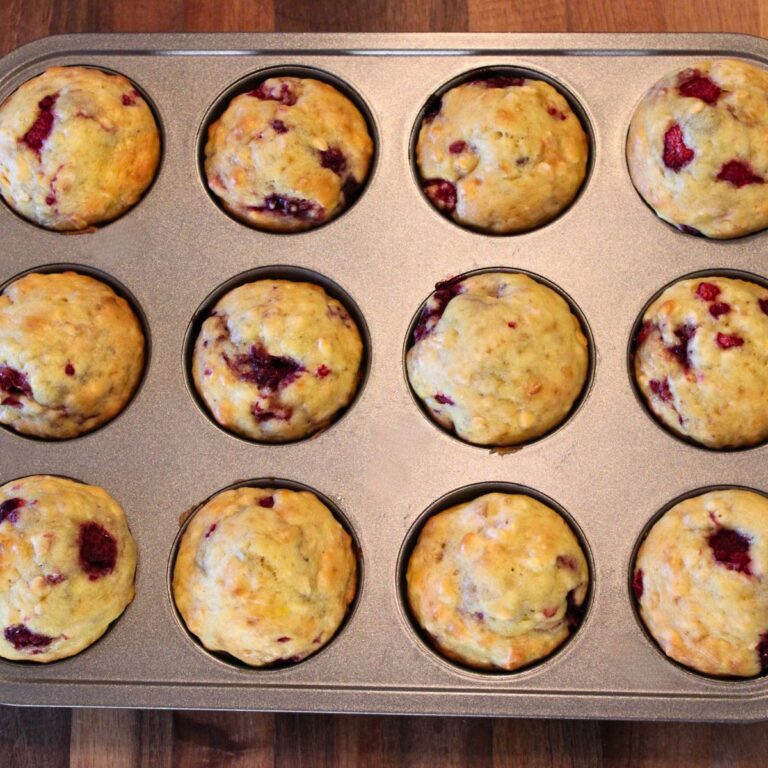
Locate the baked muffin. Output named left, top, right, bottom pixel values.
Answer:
left=634, top=275, right=768, bottom=449
left=0, top=66, right=160, bottom=231
left=0, top=271, right=145, bottom=439
left=415, top=75, right=588, bottom=233
left=0, top=475, right=137, bottom=662
left=192, top=279, right=363, bottom=442
left=173, top=486, right=357, bottom=667
left=627, top=60, right=768, bottom=239
left=406, top=273, right=589, bottom=446
left=204, top=77, right=373, bottom=232
left=407, top=492, right=589, bottom=671
left=634, top=488, right=768, bottom=677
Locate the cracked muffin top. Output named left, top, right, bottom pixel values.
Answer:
left=627, top=60, right=768, bottom=239
left=0, top=271, right=145, bottom=439
left=173, top=485, right=357, bottom=667
left=407, top=492, right=589, bottom=671
left=416, top=75, right=589, bottom=233
left=204, top=77, right=373, bottom=232
left=0, top=66, right=160, bottom=231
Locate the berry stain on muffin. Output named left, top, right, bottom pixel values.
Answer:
left=716, top=160, right=764, bottom=188
left=0, top=497, right=25, bottom=524
left=4, top=624, right=55, bottom=652
left=678, top=70, right=723, bottom=104
left=662, top=123, right=694, bottom=172
left=78, top=522, right=118, bottom=580
left=708, top=527, right=752, bottom=574
left=20, top=94, right=58, bottom=156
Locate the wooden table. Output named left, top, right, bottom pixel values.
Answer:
left=2, top=2, right=767, bottom=765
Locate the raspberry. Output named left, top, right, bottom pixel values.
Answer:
left=20, top=94, right=58, bottom=156
left=696, top=282, right=721, bottom=302
left=716, top=332, right=744, bottom=349
left=709, top=302, right=731, bottom=319
left=662, top=123, right=694, bottom=172
left=678, top=71, right=722, bottom=104
left=226, top=345, right=303, bottom=390
left=422, top=178, right=457, bottom=213
left=708, top=527, right=751, bottom=574
left=632, top=570, right=644, bottom=600
left=0, top=366, right=32, bottom=398
left=434, top=393, right=454, bottom=405
left=4, top=624, right=53, bottom=651
left=668, top=324, right=697, bottom=368
left=716, top=160, right=764, bottom=188
left=449, top=140, right=466, bottom=154
left=250, top=194, right=324, bottom=221
left=0, top=497, right=25, bottom=524
left=270, top=119, right=288, bottom=134
left=78, top=522, right=118, bottom=580
left=250, top=82, right=297, bottom=106
left=258, top=496, right=275, bottom=508
left=413, top=277, right=465, bottom=341
left=547, top=106, right=567, bottom=121
left=320, top=148, right=346, bottom=175
left=649, top=379, right=672, bottom=402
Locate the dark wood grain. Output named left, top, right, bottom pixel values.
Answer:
left=1, top=1, right=767, bottom=766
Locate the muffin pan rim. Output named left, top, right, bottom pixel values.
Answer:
left=1, top=32, right=768, bottom=721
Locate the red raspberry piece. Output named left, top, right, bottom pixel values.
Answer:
left=449, top=140, right=466, bottom=154
left=709, top=302, right=731, bottom=319
left=121, top=90, right=140, bottom=106
left=662, top=123, right=694, bottom=172
left=422, top=178, right=457, bottom=213
left=413, top=277, right=465, bottom=341
left=708, top=527, right=751, bottom=574
left=250, top=194, right=324, bottom=221
left=78, top=522, right=117, bottom=580
left=649, top=379, right=672, bottom=402
left=668, top=324, right=697, bottom=368
left=315, top=365, right=331, bottom=378
left=632, top=570, right=644, bottom=600
left=270, top=119, right=288, bottom=134
left=20, top=94, right=58, bottom=156
left=226, top=345, right=303, bottom=390
left=716, top=332, right=744, bottom=349
left=250, top=82, right=297, bottom=106
left=0, top=497, right=25, bottom=524
left=258, top=496, right=275, bottom=508
left=434, top=393, right=454, bottom=405
left=319, top=148, right=346, bottom=175
left=0, top=366, right=32, bottom=398
left=696, top=282, right=721, bottom=302
left=4, top=624, right=53, bottom=651
left=678, top=71, right=722, bottom=104
left=547, top=106, right=567, bottom=120
left=716, top=160, right=764, bottom=188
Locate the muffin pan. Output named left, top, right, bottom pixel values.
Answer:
left=1, top=32, right=768, bottom=720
